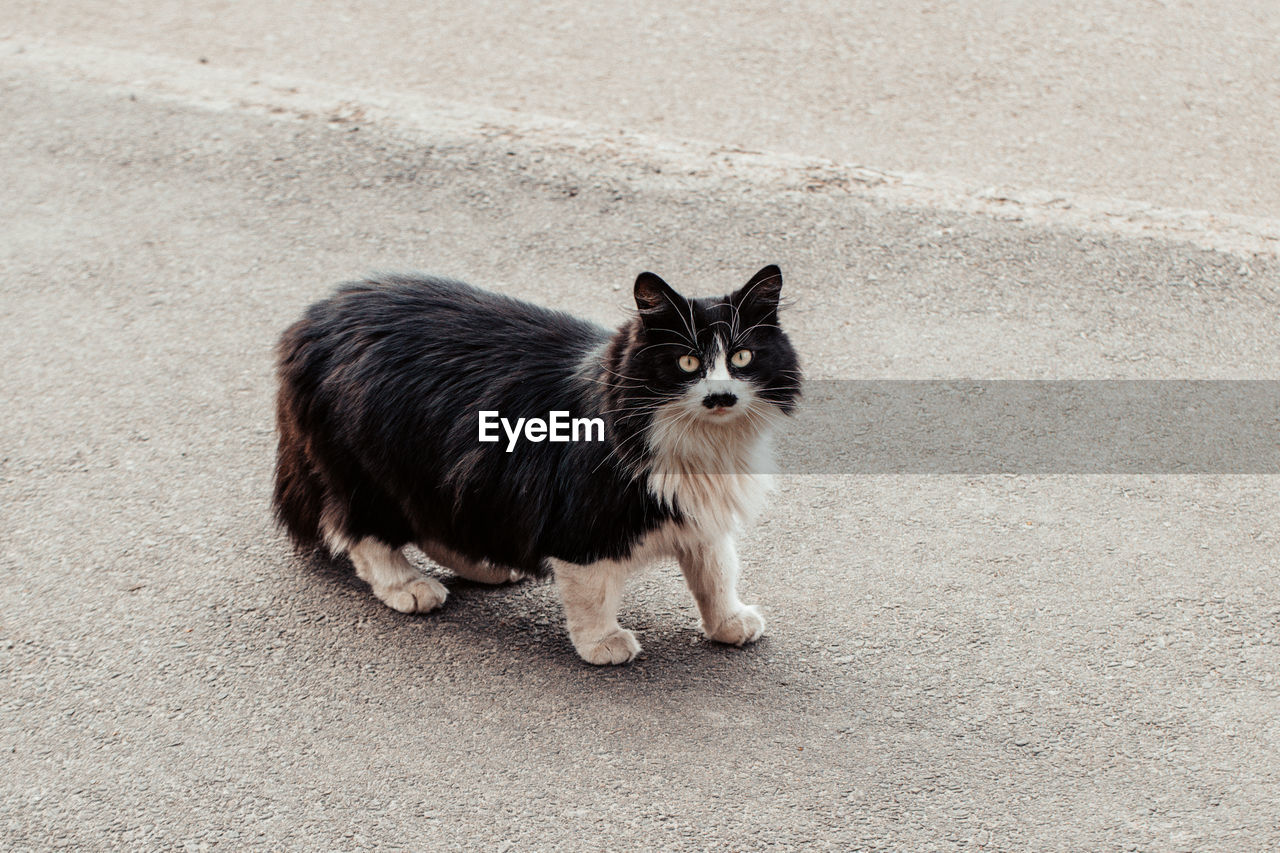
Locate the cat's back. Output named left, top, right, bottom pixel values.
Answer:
left=280, top=272, right=609, bottom=379
left=291, top=273, right=605, bottom=360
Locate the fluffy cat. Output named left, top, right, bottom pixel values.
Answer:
left=273, top=265, right=801, bottom=664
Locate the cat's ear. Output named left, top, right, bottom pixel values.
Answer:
left=731, top=264, right=783, bottom=322
left=634, top=272, right=688, bottom=318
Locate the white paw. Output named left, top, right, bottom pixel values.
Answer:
left=706, top=605, right=766, bottom=646
left=375, top=576, right=449, bottom=614
left=574, top=628, right=641, bottom=665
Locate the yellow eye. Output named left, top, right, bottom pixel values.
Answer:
left=731, top=348, right=753, bottom=367
left=678, top=354, right=701, bottom=373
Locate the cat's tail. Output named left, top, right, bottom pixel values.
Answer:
left=273, top=325, right=327, bottom=550
left=273, top=387, right=326, bottom=550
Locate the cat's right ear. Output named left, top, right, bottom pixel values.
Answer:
left=634, top=272, right=687, bottom=320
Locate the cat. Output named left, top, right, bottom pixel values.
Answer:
left=273, top=265, right=801, bottom=664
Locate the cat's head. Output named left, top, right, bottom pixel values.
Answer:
left=606, top=265, right=801, bottom=449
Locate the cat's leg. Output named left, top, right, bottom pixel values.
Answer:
left=420, top=541, right=525, bottom=585
left=550, top=558, right=641, bottom=665
left=348, top=537, right=448, bottom=614
left=677, top=535, right=765, bottom=645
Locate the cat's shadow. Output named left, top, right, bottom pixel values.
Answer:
left=295, top=547, right=775, bottom=688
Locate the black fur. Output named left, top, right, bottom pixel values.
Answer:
left=273, top=267, right=800, bottom=577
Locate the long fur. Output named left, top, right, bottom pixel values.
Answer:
left=273, top=267, right=801, bottom=583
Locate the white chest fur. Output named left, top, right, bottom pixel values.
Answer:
left=645, top=413, right=776, bottom=541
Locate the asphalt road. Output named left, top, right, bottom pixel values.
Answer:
left=2, top=20, right=1279, bottom=853
left=6, top=0, right=1280, bottom=219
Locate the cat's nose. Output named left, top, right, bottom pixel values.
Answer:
left=702, top=392, right=737, bottom=409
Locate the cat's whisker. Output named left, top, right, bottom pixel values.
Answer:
left=733, top=319, right=782, bottom=339
left=579, top=377, right=640, bottom=391
left=657, top=289, right=700, bottom=348
left=595, top=365, right=651, bottom=384
left=739, top=404, right=779, bottom=436
left=663, top=407, right=707, bottom=462
left=598, top=401, right=665, bottom=418
left=589, top=418, right=659, bottom=477
left=594, top=377, right=668, bottom=398
left=725, top=298, right=743, bottom=339
left=633, top=341, right=694, bottom=357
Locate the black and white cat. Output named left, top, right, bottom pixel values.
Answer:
left=273, top=265, right=801, bottom=664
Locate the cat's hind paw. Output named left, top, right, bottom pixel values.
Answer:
left=573, top=628, right=641, bottom=665
left=705, top=605, right=765, bottom=646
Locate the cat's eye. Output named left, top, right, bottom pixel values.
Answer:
left=731, top=348, right=753, bottom=367
left=678, top=354, right=701, bottom=373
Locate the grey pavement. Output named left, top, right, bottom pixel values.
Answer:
left=6, top=1, right=1280, bottom=219
left=2, top=9, right=1279, bottom=853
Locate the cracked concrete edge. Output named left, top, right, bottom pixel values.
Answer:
left=5, top=35, right=1277, bottom=259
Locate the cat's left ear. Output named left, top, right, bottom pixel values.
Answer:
left=731, top=264, right=783, bottom=322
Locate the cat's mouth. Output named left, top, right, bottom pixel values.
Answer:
left=701, top=401, right=745, bottom=423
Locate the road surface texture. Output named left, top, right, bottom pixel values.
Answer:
left=2, top=5, right=1279, bottom=852
left=6, top=0, right=1280, bottom=219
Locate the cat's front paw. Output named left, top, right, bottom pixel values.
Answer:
left=573, top=628, right=641, bottom=665
left=705, top=605, right=766, bottom=646
left=375, top=577, right=449, bottom=614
